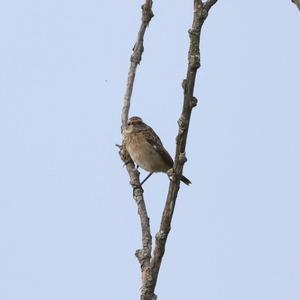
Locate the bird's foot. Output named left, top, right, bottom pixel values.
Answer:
left=140, top=172, right=153, bottom=186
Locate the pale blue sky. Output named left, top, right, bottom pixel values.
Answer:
left=0, top=1, right=299, bottom=299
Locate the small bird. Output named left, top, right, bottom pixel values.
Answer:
left=123, top=116, right=191, bottom=185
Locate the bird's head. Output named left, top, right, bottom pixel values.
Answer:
left=127, top=116, right=143, bottom=126
left=125, top=116, right=144, bottom=133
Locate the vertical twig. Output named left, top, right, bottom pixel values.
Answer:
left=119, top=1, right=155, bottom=300
left=121, top=1, right=154, bottom=131
left=150, top=0, right=218, bottom=293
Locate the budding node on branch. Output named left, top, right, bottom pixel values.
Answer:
left=142, top=4, right=154, bottom=22
left=179, top=152, right=187, bottom=164
left=189, top=54, right=201, bottom=70
left=188, top=28, right=200, bottom=37
left=191, top=96, right=198, bottom=107
left=177, top=116, right=188, bottom=132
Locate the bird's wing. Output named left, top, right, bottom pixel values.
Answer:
left=143, top=126, right=174, bottom=168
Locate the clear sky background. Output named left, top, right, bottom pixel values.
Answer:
left=0, top=1, right=299, bottom=300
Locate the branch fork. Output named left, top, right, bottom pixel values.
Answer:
left=119, top=1, right=218, bottom=299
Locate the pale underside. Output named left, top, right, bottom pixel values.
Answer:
left=124, top=131, right=170, bottom=173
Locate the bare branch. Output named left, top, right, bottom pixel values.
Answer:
left=292, top=0, right=300, bottom=10
left=121, top=0, right=154, bottom=132
left=119, top=1, right=155, bottom=300
left=150, top=0, right=218, bottom=292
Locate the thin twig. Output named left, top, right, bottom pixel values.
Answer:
left=121, top=0, right=154, bottom=131
left=150, top=0, right=218, bottom=292
left=119, top=1, right=155, bottom=300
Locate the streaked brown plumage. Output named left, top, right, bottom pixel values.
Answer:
left=123, top=116, right=191, bottom=185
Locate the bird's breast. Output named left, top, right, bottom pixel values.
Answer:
left=124, top=132, right=168, bottom=172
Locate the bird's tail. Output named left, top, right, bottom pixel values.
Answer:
left=180, top=175, right=191, bottom=186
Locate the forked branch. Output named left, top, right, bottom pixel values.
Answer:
left=119, top=0, right=218, bottom=299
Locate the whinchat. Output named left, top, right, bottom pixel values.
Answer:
left=123, top=116, right=191, bottom=185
